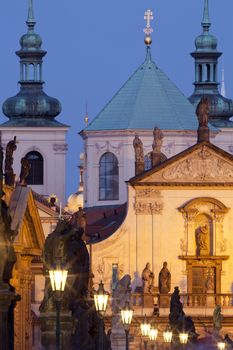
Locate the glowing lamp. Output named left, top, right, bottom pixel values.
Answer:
left=163, top=330, right=173, bottom=343
left=179, top=332, right=188, bottom=344
left=140, top=315, right=151, bottom=337
left=121, top=302, right=133, bottom=330
left=49, top=267, right=68, bottom=292
left=149, top=328, right=158, bottom=342
left=94, top=281, right=109, bottom=314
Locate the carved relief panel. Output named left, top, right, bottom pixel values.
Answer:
left=134, top=188, right=163, bottom=215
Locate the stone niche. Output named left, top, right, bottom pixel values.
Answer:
left=178, top=197, right=230, bottom=295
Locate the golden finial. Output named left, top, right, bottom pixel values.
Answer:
left=143, top=9, right=154, bottom=46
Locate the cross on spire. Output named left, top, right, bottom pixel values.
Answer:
left=143, top=9, right=154, bottom=36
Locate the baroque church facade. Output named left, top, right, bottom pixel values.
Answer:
left=80, top=1, right=233, bottom=348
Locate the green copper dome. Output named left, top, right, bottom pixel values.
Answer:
left=2, top=0, right=64, bottom=127
left=195, top=34, right=217, bottom=52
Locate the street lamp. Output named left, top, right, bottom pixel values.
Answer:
left=94, top=281, right=109, bottom=350
left=49, top=264, right=68, bottom=350
left=149, top=328, right=158, bottom=350
left=217, top=341, right=226, bottom=350
left=179, top=332, right=188, bottom=349
left=94, top=281, right=109, bottom=316
left=121, top=302, right=133, bottom=350
left=163, top=329, right=172, bottom=349
left=141, top=315, right=151, bottom=349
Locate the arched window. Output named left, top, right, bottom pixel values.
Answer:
left=25, top=151, right=44, bottom=185
left=144, top=152, right=152, bottom=171
left=99, top=152, right=119, bottom=200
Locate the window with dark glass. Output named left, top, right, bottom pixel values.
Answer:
left=25, top=151, right=43, bottom=185
left=99, top=152, right=119, bottom=200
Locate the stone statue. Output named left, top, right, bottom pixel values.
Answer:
left=152, top=127, right=163, bottom=153
left=133, top=135, right=144, bottom=163
left=196, top=97, right=209, bottom=127
left=19, top=157, right=31, bottom=186
left=5, top=136, right=17, bottom=186
left=112, top=274, right=131, bottom=314
left=142, top=262, right=154, bottom=293
left=169, top=287, right=198, bottom=345
left=213, top=305, right=223, bottom=335
left=133, top=135, right=144, bottom=175
left=196, top=225, right=208, bottom=255
left=158, top=261, right=171, bottom=294
left=169, top=286, right=185, bottom=326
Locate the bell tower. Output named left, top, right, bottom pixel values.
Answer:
left=1, top=0, right=68, bottom=203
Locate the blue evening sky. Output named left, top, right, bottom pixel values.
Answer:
left=0, top=1, right=232, bottom=199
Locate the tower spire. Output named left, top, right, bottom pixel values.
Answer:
left=221, top=68, right=226, bottom=97
left=202, top=0, right=211, bottom=33
left=26, top=0, right=36, bottom=32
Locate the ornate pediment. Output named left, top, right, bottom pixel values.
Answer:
left=137, top=145, right=233, bottom=184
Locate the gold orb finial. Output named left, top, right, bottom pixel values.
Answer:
left=144, top=36, right=152, bottom=46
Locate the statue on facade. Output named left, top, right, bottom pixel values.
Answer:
left=152, top=127, right=167, bottom=167
left=196, top=225, right=208, bottom=255
left=196, top=97, right=209, bottom=127
left=5, top=136, right=17, bottom=186
left=152, top=127, right=163, bottom=153
left=158, top=261, right=171, bottom=294
left=142, top=263, right=154, bottom=293
left=19, top=157, right=31, bottom=186
left=213, top=305, right=223, bottom=335
left=196, top=97, right=210, bottom=143
left=133, top=135, right=144, bottom=175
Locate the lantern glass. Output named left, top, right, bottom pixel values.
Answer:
left=163, top=330, right=172, bottom=343
left=121, top=303, right=133, bottom=326
left=49, top=269, right=68, bottom=292
left=179, top=332, right=188, bottom=344
left=94, top=281, right=109, bottom=313
left=140, top=316, right=151, bottom=337
left=217, top=342, right=226, bottom=350
left=149, top=328, right=158, bottom=341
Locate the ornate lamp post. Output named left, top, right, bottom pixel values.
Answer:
left=163, top=329, right=173, bottom=349
left=94, top=281, right=109, bottom=350
left=121, top=302, right=133, bottom=350
left=179, top=332, right=188, bottom=349
left=149, top=327, right=158, bottom=350
left=49, top=264, right=68, bottom=350
left=141, top=315, right=151, bottom=349
left=217, top=341, right=226, bottom=350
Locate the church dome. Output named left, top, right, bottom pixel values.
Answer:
left=3, top=86, right=62, bottom=119
left=195, top=34, right=217, bottom=52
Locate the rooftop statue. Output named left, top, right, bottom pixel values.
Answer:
left=19, top=157, right=31, bottom=186
left=196, top=97, right=210, bottom=128
left=5, top=136, right=17, bottom=186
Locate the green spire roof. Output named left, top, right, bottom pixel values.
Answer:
left=86, top=48, right=198, bottom=131
left=202, top=0, right=211, bottom=32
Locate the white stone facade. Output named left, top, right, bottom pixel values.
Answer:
left=82, top=128, right=233, bottom=208
left=0, top=126, right=68, bottom=204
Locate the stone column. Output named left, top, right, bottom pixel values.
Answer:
left=10, top=256, right=33, bottom=350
